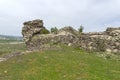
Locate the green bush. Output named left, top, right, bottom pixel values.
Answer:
left=78, top=25, right=84, bottom=33
left=40, top=29, right=50, bottom=34
left=51, top=27, right=58, bottom=34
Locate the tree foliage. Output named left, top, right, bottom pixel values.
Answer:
left=51, top=27, right=58, bottom=34
left=78, top=25, right=84, bottom=33
left=41, top=29, right=50, bottom=34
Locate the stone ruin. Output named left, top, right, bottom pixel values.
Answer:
left=22, top=19, right=120, bottom=53
left=22, top=19, right=49, bottom=48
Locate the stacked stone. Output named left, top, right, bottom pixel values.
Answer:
left=58, top=26, right=79, bottom=35
left=22, top=19, right=120, bottom=53
left=106, top=27, right=120, bottom=35
left=22, top=19, right=45, bottom=45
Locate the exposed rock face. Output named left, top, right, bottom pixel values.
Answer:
left=58, top=26, right=79, bottom=35
left=77, top=27, right=120, bottom=53
left=22, top=19, right=48, bottom=48
left=22, top=19, right=120, bottom=53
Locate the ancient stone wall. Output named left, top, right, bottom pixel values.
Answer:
left=22, top=19, right=48, bottom=47
left=22, top=19, right=120, bottom=53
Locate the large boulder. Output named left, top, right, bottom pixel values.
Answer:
left=58, top=26, right=79, bottom=35
left=106, top=27, right=120, bottom=36
left=22, top=19, right=49, bottom=48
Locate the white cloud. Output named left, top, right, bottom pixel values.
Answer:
left=0, top=0, right=120, bottom=36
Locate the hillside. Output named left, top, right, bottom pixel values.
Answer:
left=0, top=35, right=23, bottom=41
left=0, top=45, right=120, bottom=80
left=0, top=19, right=120, bottom=80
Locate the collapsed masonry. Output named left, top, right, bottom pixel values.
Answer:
left=22, top=19, right=120, bottom=53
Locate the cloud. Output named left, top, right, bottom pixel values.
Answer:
left=0, top=0, right=120, bottom=36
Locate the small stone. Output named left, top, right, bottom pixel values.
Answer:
left=68, top=43, right=72, bottom=46
left=106, top=49, right=112, bottom=52
left=113, top=49, right=118, bottom=53
left=4, top=70, right=7, bottom=73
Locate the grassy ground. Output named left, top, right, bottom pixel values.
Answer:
left=0, top=39, right=22, bottom=43
left=0, top=44, right=120, bottom=80
left=0, top=40, right=26, bottom=56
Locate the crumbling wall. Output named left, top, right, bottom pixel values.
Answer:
left=22, top=19, right=48, bottom=48
left=22, top=19, right=120, bottom=53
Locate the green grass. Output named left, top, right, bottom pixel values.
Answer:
left=0, top=46, right=120, bottom=80
left=0, top=40, right=26, bottom=56
left=0, top=39, right=22, bottom=43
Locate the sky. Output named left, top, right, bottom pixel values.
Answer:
left=0, top=0, right=120, bottom=36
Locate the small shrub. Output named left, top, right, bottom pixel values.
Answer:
left=51, top=27, right=58, bottom=34
left=78, top=25, right=84, bottom=33
left=40, top=29, right=50, bottom=34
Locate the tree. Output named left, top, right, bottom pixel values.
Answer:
left=78, top=25, right=84, bottom=33
left=40, top=28, right=50, bottom=34
left=51, top=27, right=58, bottom=34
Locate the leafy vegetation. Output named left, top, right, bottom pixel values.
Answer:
left=78, top=25, right=84, bottom=33
left=40, top=28, right=50, bottom=34
left=51, top=27, right=58, bottom=34
left=0, top=44, right=119, bottom=80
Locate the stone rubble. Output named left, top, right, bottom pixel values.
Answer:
left=22, top=19, right=120, bottom=53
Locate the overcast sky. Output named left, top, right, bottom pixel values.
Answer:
left=0, top=0, right=120, bottom=36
